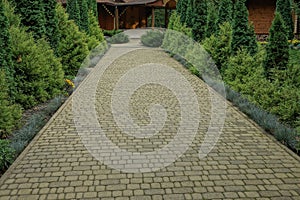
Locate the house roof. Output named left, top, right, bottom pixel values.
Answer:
left=58, top=0, right=175, bottom=7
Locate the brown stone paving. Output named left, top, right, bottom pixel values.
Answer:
left=0, top=31, right=300, bottom=199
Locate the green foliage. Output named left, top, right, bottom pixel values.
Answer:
left=205, top=1, right=218, bottom=38
left=13, top=0, right=46, bottom=39
left=56, top=4, right=89, bottom=77
left=103, top=29, right=123, bottom=37
left=185, top=0, right=194, bottom=27
left=147, top=9, right=169, bottom=28
left=0, top=70, right=22, bottom=138
left=276, top=0, right=294, bottom=40
left=0, top=140, right=15, bottom=170
left=3, top=0, right=20, bottom=27
left=88, top=10, right=105, bottom=43
left=43, top=0, right=60, bottom=50
left=10, top=26, right=65, bottom=108
left=163, top=12, right=192, bottom=56
left=203, top=22, right=232, bottom=72
left=141, top=30, right=164, bottom=47
left=109, top=32, right=129, bottom=44
left=87, top=0, right=97, bottom=15
left=79, top=0, right=89, bottom=33
left=11, top=96, right=65, bottom=155
left=231, top=0, right=257, bottom=55
left=0, top=0, right=15, bottom=97
left=176, top=0, right=188, bottom=24
left=67, top=0, right=81, bottom=27
left=217, top=0, right=233, bottom=26
left=263, top=13, right=289, bottom=80
left=192, top=0, right=207, bottom=42
left=224, top=48, right=265, bottom=94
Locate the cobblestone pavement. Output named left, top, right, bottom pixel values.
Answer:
left=0, top=30, right=300, bottom=199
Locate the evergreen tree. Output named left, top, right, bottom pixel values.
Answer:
left=43, top=0, right=60, bottom=50
left=67, top=0, right=81, bottom=27
left=0, top=0, right=15, bottom=97
left=231, top=0, right=257, bottom=55
left=192, top=0, right=207, bottom=42
left=205, top=1, right=218, bottom=37
left=88, top=10, right=105, bottom=42
left=87, top=0, right=97, bottom=15
left=185, top=0, right=194, bottom=27
left=10, top=26, right=65, bottom=108
left=0, top=70, right=21, bottom=138
left=79, top=0, right=89, bottom=33
left=276, top=0, right=294, bottom=39
left=176, top=0, right=188, bottom=24
left=13, top=0, right=46, bottom=39
left=263, top=13, right=289, bottom=80
left=217, top=0, right=233, bottom=26
left=56, top=4, right=89, bottom=77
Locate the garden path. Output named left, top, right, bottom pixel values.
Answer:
left=0, top=29, right=299, bottom=200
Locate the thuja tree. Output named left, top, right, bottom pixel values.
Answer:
left=87, top=0, right=97, bottom=15
left=176, top=0, right=188, bottom=24
left=67, top=0, right=81, bottom=27
left=192, top=0, right=207, bottom=42
left=10, top=26, right=65, bottom=108
left=205, top=0, right=218, bottom=37
left=43, top=0, right=60, bottom=50
left=263, top=13, right=289, bottom=80
left=231, top=0, right=257, bottom=55
left=185, top=0, right=194, bottom=27
left=217, top=0, right=233, bottom=26
left=276, top=0, right=294, bottom=39
left=79, top=0, right=89, bottom=33
left=0, top=70, right=21, bottom=138
left=13, top=0, right=46, bottom=39
left=56, top=4, right=89, bottom=77
left=0, top=0, right=15, bottom=97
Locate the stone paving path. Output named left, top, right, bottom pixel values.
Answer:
left=0, top=29, right=300, bottom=199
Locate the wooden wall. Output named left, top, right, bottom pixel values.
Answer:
left=98, top=4, right=148, bottom=30
left=98, top=4, right=115, bottom=30
left=247, top=0, right=276, bottom=34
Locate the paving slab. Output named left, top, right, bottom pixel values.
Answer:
left=0, top=30, right=300, bottom=199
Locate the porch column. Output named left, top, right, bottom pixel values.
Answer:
left=115, top=6, right=119, bottom=30
left=151, top=7, right=155, bottom=29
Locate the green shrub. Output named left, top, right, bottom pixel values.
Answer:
left=231, top=0, right=257, bottom=55
left=176, top=0, right=188, bottom=24
left=263, top=12, right=289, bottom=80
left=276, top=0, right=294, bottom=40
left=66, top=0, right=81, bottom=28
left=224, top=48, right=265, bottom=94
left=0, top=140, right=15, bottom=170
left=103, top=29, right=122, bottom=37
left=109, top=32, right=129, bottom=44
left=191, top=0, right=207, bottom=42
left=141, top=30, right=164, bottom=47
left=43, top=0, right=60, bottom=51
left=10, top=26, right=64, bottom=108
left=79, top=0, right=89, bottom=33
left=56, top=4, right=89, bottom=77
left=203, top=22, right=232, bottom=73
left=13, top=0, right=46, bottom=39
left=217, top=0, right=233, bottom=26
left=0, top=70, right=22, bottom=138
left=0, top=0, right=16, bottom=98
left=162, top=12, right=192, bottom=56
left=205, top=1, right=218, bottom=38
left=11, top=96, right=65, bottom=155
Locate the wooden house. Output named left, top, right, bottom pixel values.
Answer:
left=60, top=0, right=299, bottom=37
